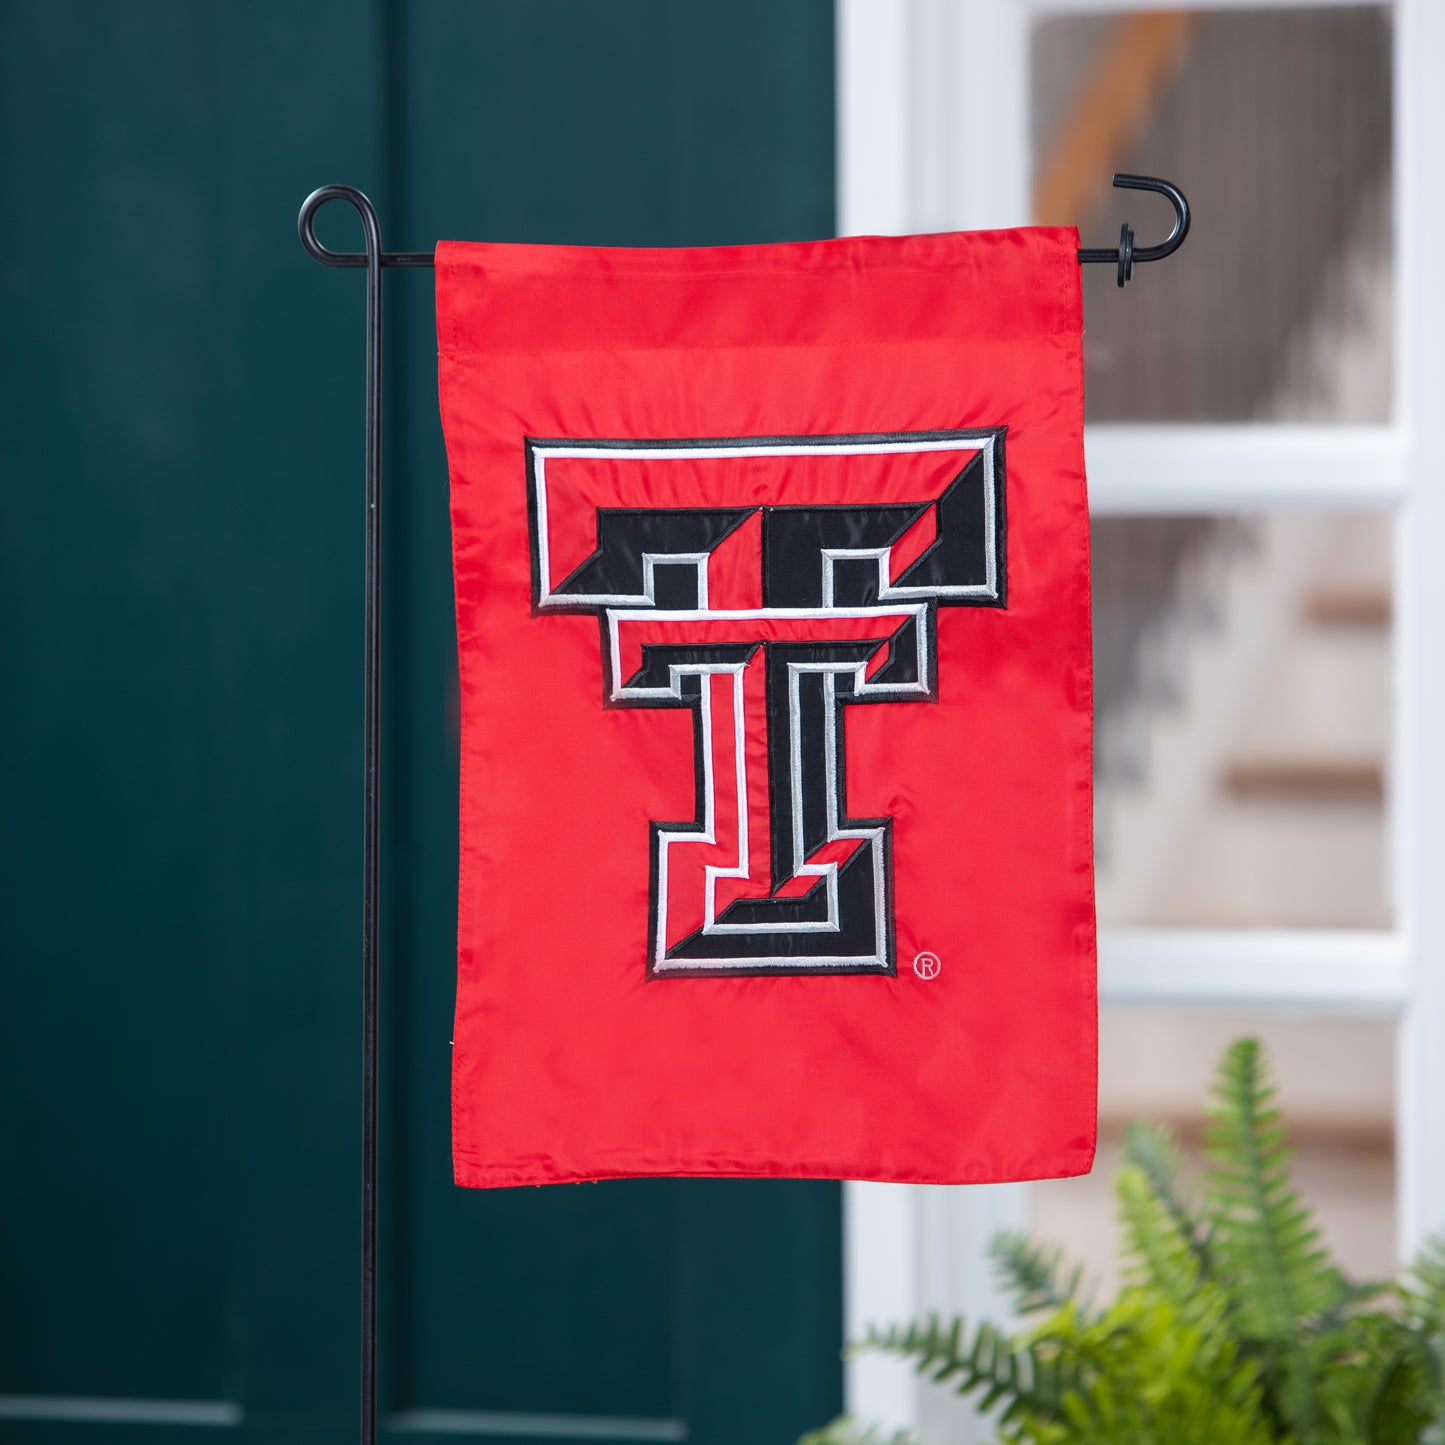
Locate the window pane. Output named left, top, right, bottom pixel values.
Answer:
left=1031, top=6, right=1393, bottom=422
left=1032, top=1013, right=1395, bottom=1298
left=1093, top=512, right=1392, bottom=927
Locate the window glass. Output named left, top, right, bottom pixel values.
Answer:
left=1093, top=511, right=1392, bottom=928
left=1031, top=6, right=1393, bottom=422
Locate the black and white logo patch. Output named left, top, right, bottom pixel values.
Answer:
left=525, top=429, right=1008, bottom=978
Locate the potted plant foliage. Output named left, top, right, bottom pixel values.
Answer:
left=804, top=1037, right=1445, bottom=1445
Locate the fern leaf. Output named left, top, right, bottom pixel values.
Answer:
left=1403, top=1233, right=1445, bottom=1339
left=1362, top=1342, right=1436, bottom=1445
left=1204, top=1036, right=1346, bottom=1443
left=1309, top=1276, right=1394, bottom=1339
left=1205, top=1037, right=1344, bottom=1335
left=860, top=1314, right=1079, bottom=1423
left=990, top=1230, right=1090, bottom=1317
left=1397, top=1237, right=1445, bottom=1441
left=1116, top=1163, right=1205, bottom=1310
left=1123, top=1120, right=1212, bottom=1273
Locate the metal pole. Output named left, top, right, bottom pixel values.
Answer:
left=298, top=184, right=393, bottom=1445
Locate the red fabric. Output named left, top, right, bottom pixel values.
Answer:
left=438, top=227, right=1096, bottom=1188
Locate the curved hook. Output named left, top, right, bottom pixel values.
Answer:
left=1078, top=173, right=1191, bottom=287
left=1116, top=173, right=1191, bottom=262
left=298, top=184, right=383, bottom=269
left=298, top=183, right=433, bottom=269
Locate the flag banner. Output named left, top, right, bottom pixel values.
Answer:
left=438, top=228, right=1096, bottom=1188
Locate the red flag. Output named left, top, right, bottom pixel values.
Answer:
left=438, top=228, right=1096, bottom=1187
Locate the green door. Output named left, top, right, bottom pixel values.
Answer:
left=0, top=5, right=840, bottom=1442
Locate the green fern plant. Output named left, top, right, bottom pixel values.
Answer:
left=805, top=1036, right=1445, bottom=1445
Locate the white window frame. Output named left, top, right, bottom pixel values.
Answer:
left=837, top=0, right=1445, bottom=1433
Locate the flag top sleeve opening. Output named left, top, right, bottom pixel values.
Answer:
left=437, top=227, right=1096, bottom=1188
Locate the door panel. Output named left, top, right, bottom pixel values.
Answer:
left=1, top=3, right=840, bottom=1442
left=0, top=0, right=380, bottom=1427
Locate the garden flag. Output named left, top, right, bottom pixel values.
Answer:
left=437, top=227, right=1096, bottom=1188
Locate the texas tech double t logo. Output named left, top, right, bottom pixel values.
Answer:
left=525, top=430, right=1007, bottom=978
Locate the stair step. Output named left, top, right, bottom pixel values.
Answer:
left=1231, top=625, right=1390, bottom=761
left=1305, top=513, right=1392, bottom=600
left=1303, top=586, right=1392, bottom=627
left=1148, top=794, right=1388, bottom=927
left=1222, top=757, right=1384, bottom=802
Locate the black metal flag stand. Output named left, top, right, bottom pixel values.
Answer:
left=296, top=172, right=1190, bottom=1445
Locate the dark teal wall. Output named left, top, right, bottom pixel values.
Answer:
left=0, top=4, right=839, bottom=1441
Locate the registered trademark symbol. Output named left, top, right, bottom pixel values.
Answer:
left=913, top=951, right=941, bottom=980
